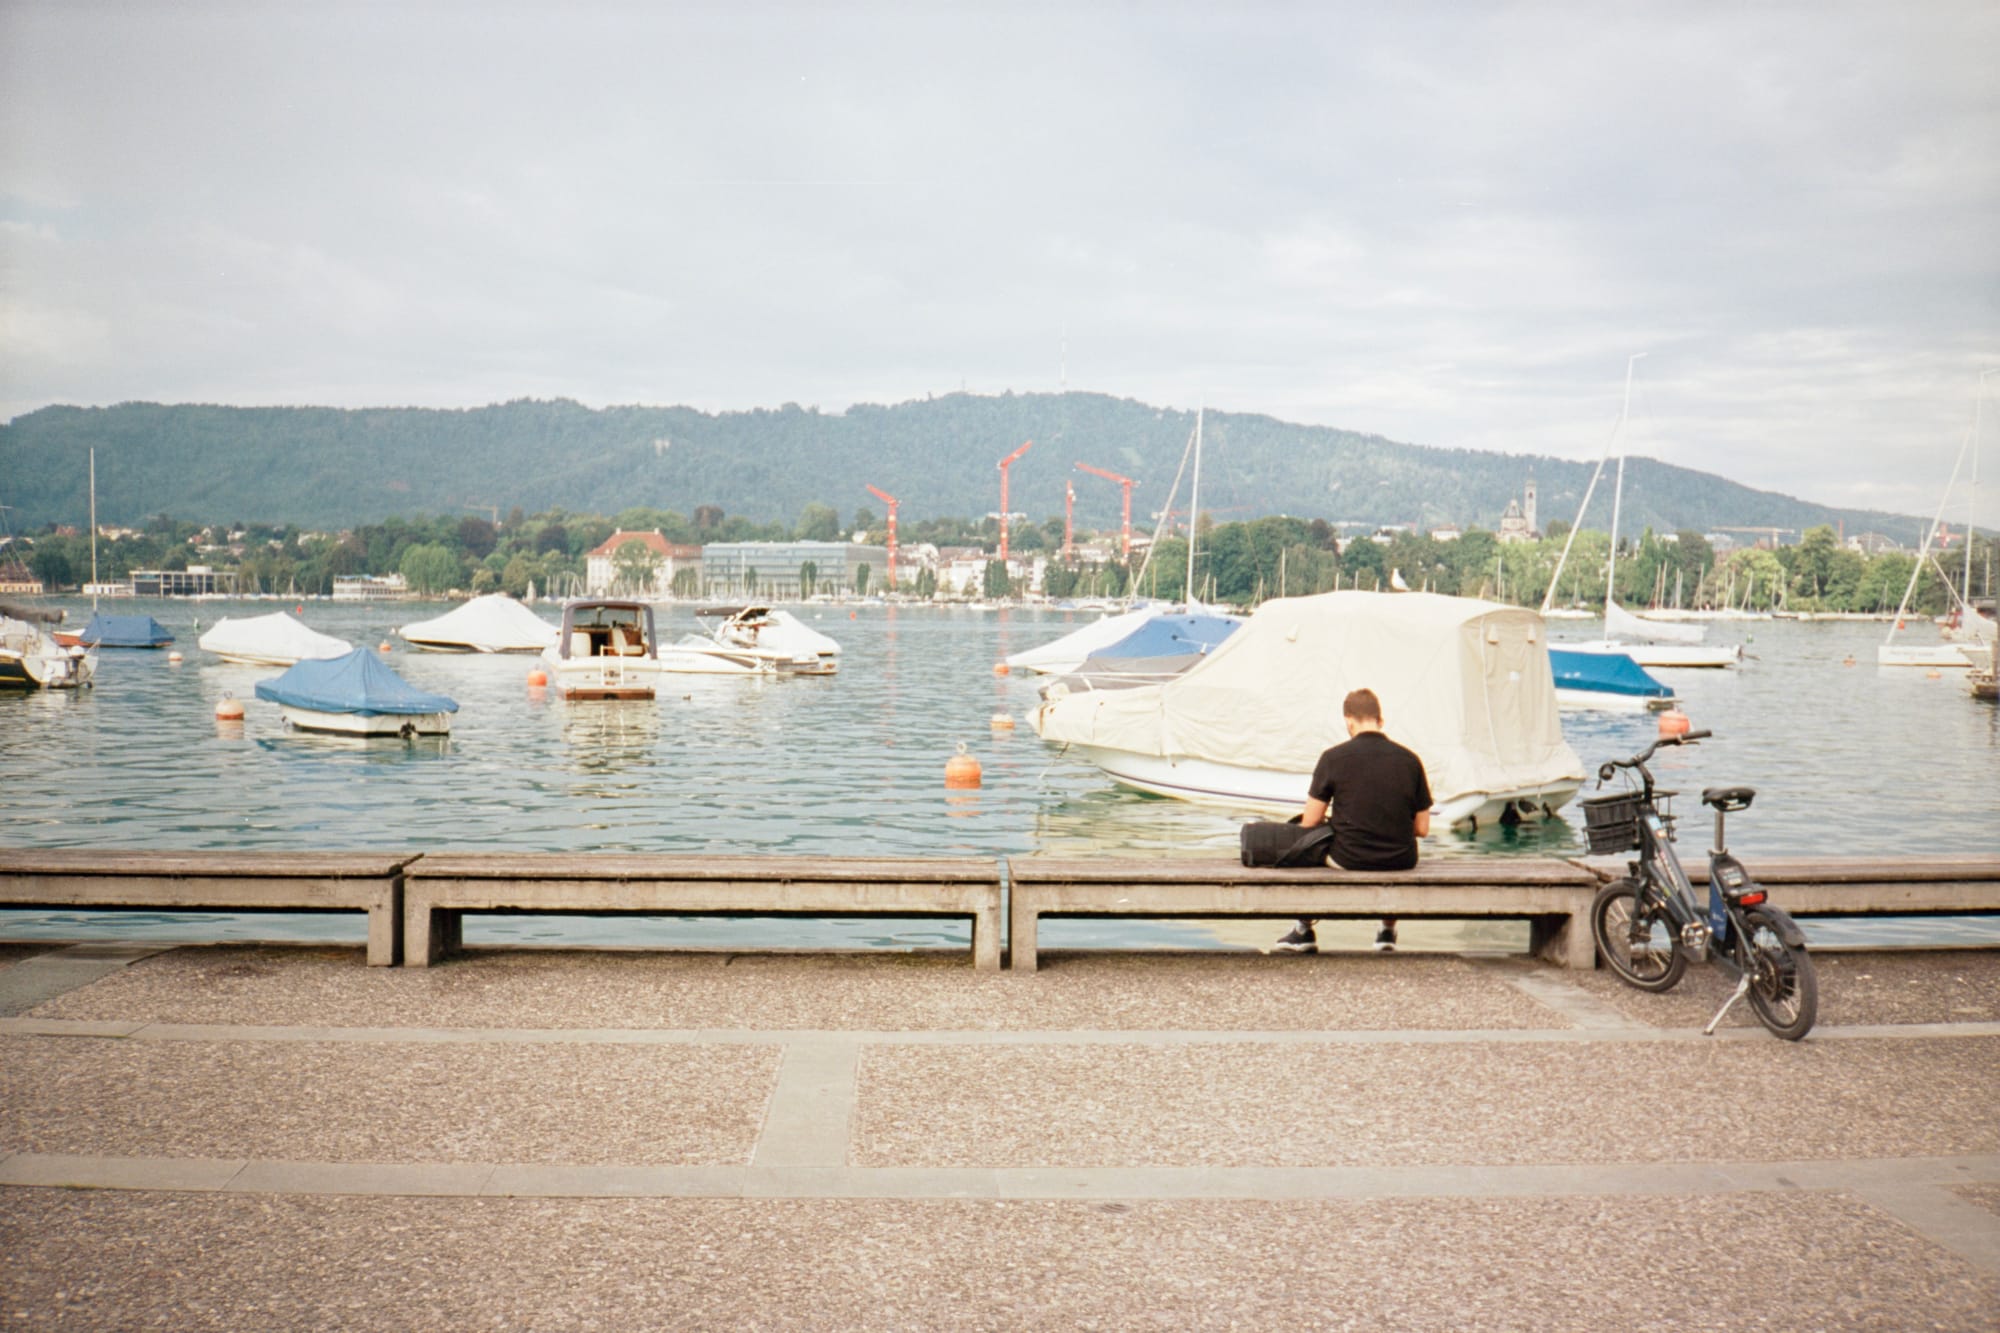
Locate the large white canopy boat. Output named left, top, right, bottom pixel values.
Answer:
left=1030, top=590, right=1584, bottom=830
left=197, top=612, right=353, bottom=667
left=399, top=594, right=558, bottom=654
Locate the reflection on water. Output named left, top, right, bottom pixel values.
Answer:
left=3, top=599, right=1996, bottom=948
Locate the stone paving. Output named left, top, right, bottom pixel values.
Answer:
left=2, top=941, right=1997, bottom=1330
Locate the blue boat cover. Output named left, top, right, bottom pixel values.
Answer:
left=80, top=613, right=175, bottom=647
left=1549, top=648, right=1672, bottom=699
left=255, top=648, right=459, bottom=716
left=1095, top=613, right=1242, bottom=661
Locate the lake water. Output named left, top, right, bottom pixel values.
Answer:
left=4, top=599, right=1996, bottom=952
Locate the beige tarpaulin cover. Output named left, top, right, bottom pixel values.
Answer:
left=400, top=594, right=558, bottom=653
left=1034, top=591, right=1581, bottom=805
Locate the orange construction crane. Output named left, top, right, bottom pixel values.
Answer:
left=1075, top=461, right=1136, bottom=557
left=864, top=484, right=899, bottom=588
left=997, top=440, right=1033, bottom=562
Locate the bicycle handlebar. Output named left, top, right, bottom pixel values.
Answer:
left=1596, top=729, right=1713, bottom=785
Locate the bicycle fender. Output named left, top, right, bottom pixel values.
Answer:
left=1745, top=906, right=1807, bottom=949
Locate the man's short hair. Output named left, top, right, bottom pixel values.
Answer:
left=1343, top=688, right=1383, bottom=723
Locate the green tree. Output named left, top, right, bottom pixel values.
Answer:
left=795, top=503, right=841, bottom=542
left=799, top=560, right=819, bottom=596
left=853, top=563, right=870, bottom=596
left=501, top=552, right=535, bottom=598
left=982, top=560, right=1010, bottom=599
left=27, top=546, right=72, bottom=589
left=914, top=566, right=937, bottom=599
left=399, top=542, right=462, bottom=595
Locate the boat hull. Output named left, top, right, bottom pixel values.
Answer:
left=277, top=705, right=452, bottom=736
left=1877, top=643, right=1978, bottom=668
left=1059, top=744, right=1581, bottom=830
left=1559, top=640, right=1741, bottom=669
left=1554, top=687, right=1674, bottom=713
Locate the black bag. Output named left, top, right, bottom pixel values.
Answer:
left=1239, top=817, right=1335, bottom=868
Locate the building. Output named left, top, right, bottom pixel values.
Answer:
left=0, top=561, right=43, bottom=595
left=332, top=573, right=415, bottom=601
left=700, top=541, right=888, bottom=599
left=1497, top=476, right=1539, bottom=544
left=130, top=566, right=238, bottom=597
left=1846, top=532, right=1903, bottom=556
left=585, top=530, right=703, bottom=597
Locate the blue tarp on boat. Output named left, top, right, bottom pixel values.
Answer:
left=1096, top=613, right=1242, bottom=660
left=1549, top=648, right=1672, bottom=699
left=255, top=648, right=459, bottom=716
left=79, top=613, right=175, bottom=648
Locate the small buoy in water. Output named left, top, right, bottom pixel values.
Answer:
left=945, top=742, right=982, bottom=788
left=850, top=611, right=858, bottom=620
left=296, top=604, right=304, bottom=615
left=1842, top=655, right=1855, bottom=666
left=526, top=667, right=549, bottom=688
left=378, top=640, right=392, bottom=652
left=215, top=694, right=245, bottom=721
left=1926, top=669, right=1942, bottom=679
left=167, top=651, right=183, bottom=664
left=990, top=712, right=1015, bottom=730
left=1657, top=708, right=1691, bottom=738
left=993, top=663, right=1010, bottom=676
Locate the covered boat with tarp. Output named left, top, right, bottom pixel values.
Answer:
left=78, top=613, right=175, bottom=649
left=1004, top=605, right=1157, bottom=675
left=1048, top=611, right=1242, bottom=692
left=255, top=648, right=459, bottom=736
left=198, top=612, right=352, bottom=666
left=399, top=594, right=557, bottom=654
left=1031, top=590, right=1583, bottom=829
left=1548, top=647, right=1675, bottom=712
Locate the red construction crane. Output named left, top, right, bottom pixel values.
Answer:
left=864, top=484, right=899, bottom=588
left=1075, top=461, right=1136, bottom=557
left=1063, top=481, right=1075, bottom=561
left=996, top=440, right=1033, bottom=562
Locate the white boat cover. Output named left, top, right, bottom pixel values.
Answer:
left=400, top=594, right=558, bottom=653
left=1034, top=591, right=1582, bottom=807
left=755, top=611, right=841, bottom=660
left=1006, top=607, right=1156, bottom=674
left=198, top=612, right=352, bottom=665
left=1606, top=600, right=1708, bottom=644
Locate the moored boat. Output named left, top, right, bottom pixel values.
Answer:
left=75, top=613, right=176, bottom=649
left=0, top=611, right=96, bottom=690
left=398, top=594, right=557, bottom=654
left=1548, top=647, right=1676, bottom=711
left=695, top=605, right=842, bottom=675
left=198, top=612, right=352, bottom=666
left=542, top=599, right=666, bottom=699
left=254, top=648, right=459, bottom=736
left=1031, top=590, right=1583, bottom=829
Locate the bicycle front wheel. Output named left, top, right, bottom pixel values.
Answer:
left=1742, top=911, right=1818, bottom=1040
left=1591, top=878, right=1686, bottom=992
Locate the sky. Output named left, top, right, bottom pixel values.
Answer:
left=3, top=1, right=1997, bottom=527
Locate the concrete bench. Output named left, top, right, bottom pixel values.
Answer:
left=403, top=854, right=1006, bottom=970
left=1005, top=857, right=1602, bottom=972
left=1570, top=855, right=2000, bottom=918
left=0, top=850, right=413, bottom=966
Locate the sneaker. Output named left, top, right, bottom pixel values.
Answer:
left=1271, top=925, right=1318, bottom=954
left=1373, top=926, right=1398, bottom=953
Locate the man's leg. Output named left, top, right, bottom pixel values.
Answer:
left=1273, top=919, right=1317, bottom=953
left=1375, top=917, right=1398, bottom=952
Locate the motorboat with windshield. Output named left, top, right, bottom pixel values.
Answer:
left=542, top=599, right=666, bottom=699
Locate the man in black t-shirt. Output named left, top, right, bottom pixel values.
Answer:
left=1272, top=688, right=1433, bottom=954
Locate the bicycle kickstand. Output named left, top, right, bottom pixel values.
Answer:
left=1703, top=976, right=1752, bottom=1036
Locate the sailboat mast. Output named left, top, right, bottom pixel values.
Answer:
left=1186, top=405, right=1203, bottom=608
left=1967, top=374, right=1987, bottom=611
left=1603, top=355, right=1644, bottom=621
left=88, top=448, right=98, bottom=608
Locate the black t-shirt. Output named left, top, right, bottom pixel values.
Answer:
left=1308, top=730, right=1434, bottom=870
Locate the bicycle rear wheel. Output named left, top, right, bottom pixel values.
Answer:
left=1591, top=878, right=1686, bottom=991
left=1742, top=911, right=1818, bottom=1040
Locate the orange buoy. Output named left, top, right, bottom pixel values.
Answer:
left=990, top=712, right=1015, bottom=730
left=945, top=742, right=982, bottom=788
left=527, top=667, right=549, bottom=688
left=214, top=694, right=246, bottom=721
left=296, top=604, right=304, bottom=615
left=167, top=651, right=184, bottom=664
left=993, top=663, right=1010, bottom=676
left=1926, top=669, right=1942, bottom=680
left=850, top=611, right=858, bottom=620
left=1841, top=655, right=1855, bottom=666
left=378, top=640, right=392, bottom=652
left=1657, top=708, right=1691, bottom=738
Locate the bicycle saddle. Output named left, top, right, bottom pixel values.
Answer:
left=1701, top=786, right=1756, bottom=811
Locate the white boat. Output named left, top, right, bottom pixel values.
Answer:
left=1006, top=606, right=1157, bottom=675
left=693, top=605, right=840, bottom=675
left=1548, top=646, right=1677, bottom=712
left=656, top=633, right=777, bottom=676
left=0, top=610, right=96, bottom=690
left=1031, top=591, right=1584, bottom=830
left=398, top=594, right=558, bottom=654
left=254, top=648, right=458, bottom=737
left=197, top=612, right=352, bottom=666
left=542, top=599, right=668, bottom=699
left=1541, top=355, right=1739, bottom=669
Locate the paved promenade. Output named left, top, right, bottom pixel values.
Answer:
left=3, top=938, right=1997, bottom=1329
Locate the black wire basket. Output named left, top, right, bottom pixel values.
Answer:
left=1579, top=790, right=1674, bottom=855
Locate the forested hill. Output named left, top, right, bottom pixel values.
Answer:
left=0, top=392, right=1921, bottom=542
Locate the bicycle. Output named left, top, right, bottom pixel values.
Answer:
left=1582, top=730, right=1819, bottom=1040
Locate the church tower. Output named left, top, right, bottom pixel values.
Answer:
left=1525, top=475, right=1537, bottom=536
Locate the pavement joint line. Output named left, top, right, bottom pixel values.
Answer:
left=4, top=1018, right=1999, bottom=1045
left=1470, top=957, right=1652, bottom=1030
left=751, top=1037, right=860, bottom=1170
left=3, top=1152, right=1997, bottom=1209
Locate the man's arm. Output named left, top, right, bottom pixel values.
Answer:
left=1413, top=810, right=1431, bottom=838
left=1302, top=796, right=1329, bottom=827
